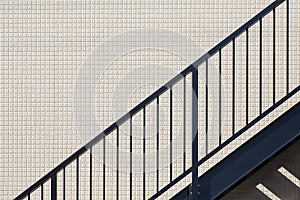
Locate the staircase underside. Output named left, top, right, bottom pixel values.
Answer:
left=222, top=137, right=300, bottom=200
left=172, top=102, right=300, bottom=200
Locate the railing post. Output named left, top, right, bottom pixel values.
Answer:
left=192, top=66, right=199, bottom=199
left=51, top=174, right=57, bottom=200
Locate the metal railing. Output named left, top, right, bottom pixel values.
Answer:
left=15, top=0, right=299, bottom=199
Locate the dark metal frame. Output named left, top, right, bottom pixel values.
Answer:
left=172, top=102, right=300, bottom=200
left=15, top=0, right=294, bottom=199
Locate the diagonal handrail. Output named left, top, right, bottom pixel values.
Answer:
left=15, top=0, right=290, bottom=199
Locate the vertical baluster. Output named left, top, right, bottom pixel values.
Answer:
left=103, top=138, right=105, bottom=200
left=205, top=59, right=208, bottom=153
left=260, top=18, right=263, bottom=115
left=273, top=9, right=276, bottom=105
left=130, top=117, right=132, bottom=200
left=170, top=87, right=173, bottom=182
left=183, top=77, right=186, bottom=171
left=156, top=97, right=159, bottom=192
left=233, top=39, right=235, bottom=135
left=51, top=174, right=57, bottom=200
left=286, top=0, right=289, bottom=94
left=246, top=29, right=249, bottom=125
left=143, top=107, right=146, bottom=200
left=116, top=127, right=119, bottom=200
left=63, top=167, right=65, bottom=200
left=28, top=194, right=30, bottom=200
left=219, top=50, right=222, bottom=145
left=76, top=157, right=79, bottom=200
left=191, top=67, right=199, bottom=199
left=41, top=184, right=43, bottom=200
left=90, top=147, right=92, bottom=200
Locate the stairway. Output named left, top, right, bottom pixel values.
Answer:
left=223, top=135, right=300, bottom=200
left=15, top=0, right=299, bottom=199
left=171, top=102, right=300, bottom=200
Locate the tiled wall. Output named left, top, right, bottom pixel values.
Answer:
left=0, top=0, right=299, bottom=199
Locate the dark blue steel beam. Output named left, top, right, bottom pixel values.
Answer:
left=191, top=66, right=199, bottom=199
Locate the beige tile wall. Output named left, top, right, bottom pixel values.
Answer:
left=0, top=0, right=299, bottom=199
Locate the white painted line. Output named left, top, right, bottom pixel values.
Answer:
left=256, top=183, right=281, bottom=200
left=278, top=166, right=300, bottom=188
